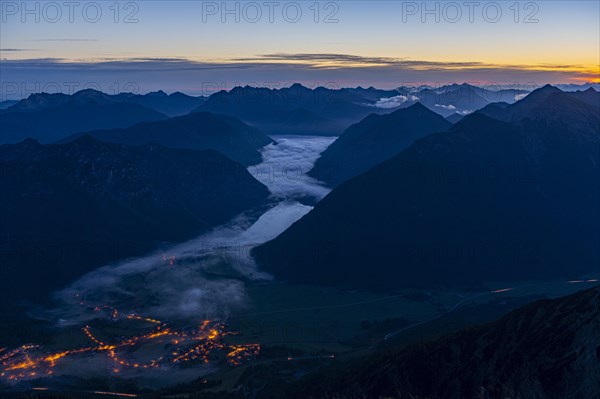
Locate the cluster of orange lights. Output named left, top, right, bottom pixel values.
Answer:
left=1, top=310, right=260, bottom=382
left=226, top=344, right=261, bottom=366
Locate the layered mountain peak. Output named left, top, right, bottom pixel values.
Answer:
left=402, top=101, right=429, bottom=112
left=521, top=84, right=562, bottom=102
left=9, top=92, right=69, bottom=111
left=73, top=88, right=105, bottom=97
left=449, top=108, right=505, bottom=129
left=478, top=85, right=599, bottom=138
left=61, top=111, right=274, bottom=165
left=147, top=90, right=168, bottom=97
left=307, top=100, right=451, bottom=186
left=288, top=82, right=309, bottom=90
left=71, top=88, right=115, bottom=105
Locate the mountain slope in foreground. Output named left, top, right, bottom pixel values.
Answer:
left=275, top=285, right=600, bottom=399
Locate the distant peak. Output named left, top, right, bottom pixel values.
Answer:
left=147, top=90, right=168, bottom=97
left=406, top=102, right=428, bottom=110
left=74, top=88, right=103, bottom=96
left=451, top=111, right=502, bottom=129
left=72, top=89, right=110, bottom=102
left=24, top=92, right=65, bottom=100
left=288, top=83, right=308, bottom=90
left=538, top=84, right=562, bottom=92
left=517, top=84, right=562, bottom=103
left=26, top=92, right=47, bottom=99
left=388, top=102, right=436, bottom=118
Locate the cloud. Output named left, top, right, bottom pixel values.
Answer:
left=37, top=136, right=334, bottom=326
left=233, top=54, right=593, bottom=74
left=514, top=93, right=528, bottom=101
left=28, top=38, right=99, bottom=42
left=1, top=56, right=595, bottom=97
left=371, top=94, right=420, bottom=109
left=0, top=48, right=38, bottom=52
left=234, top=53, right=487, bottom=69
left=435, top=104, right=456, bottom=110
left=249, top=136, right=335, bottom=201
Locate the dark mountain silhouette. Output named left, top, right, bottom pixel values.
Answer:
left=194, top=83, right=521, bottom=135
left=0, top=100, right=17, bottom=110
left=480, top=85, right=599, bottom=125
left=415, top=85, right=490, bottom=116
left=194, top=84, right=395, bottom=136
left=477, top=101, right=511, bottom=120
left=566, top=87, right=600, bottom=107
left=556, top=82, right=600, bottom=91
left=445, top=112, right=465, bottom=124
left=0, top=137, right=270, bottom=303
left=113, top=90, right=206, bottom=116
left=61, top=112, right=274, bottom=165
left=411, top=83, right=528, bottom=117
left=308, top=103, right=452, bottom=186
left=7, top=89, right=205, bottom=116
left=253, top=89, right=600, bottom=290
left=479, top=84, right=563, bottom=122
left=0, top=90, right=168, bottom=144
left=343, top=86, right=404, bottom=101
left=275, top=286, right=600, bottom=399
left=479, top=86, right=599, bottom=142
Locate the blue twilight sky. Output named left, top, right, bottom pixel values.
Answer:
left=1, top=0, right=599, bottom=97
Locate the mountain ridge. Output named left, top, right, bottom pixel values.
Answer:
left=60, top=111, right=275, bottom=165
left=308, top=102, right=452, bottom=186
left=252, top=89, right=600, bottom=290
left=0, top=136, right=270, bottom=303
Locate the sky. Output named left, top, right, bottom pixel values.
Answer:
left=1, top=0, right=599, bottom=97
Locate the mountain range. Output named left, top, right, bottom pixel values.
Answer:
left=110, top=89, right=206, bottom=116
left=195, top=83, right=533, bottom=135
left=194, top=83, right=397, bottom=136
left=0, top=84, right=535, bottom=145
left=0, top=91, right=167, bottom=144
left=0, top=89, right=206, bottom=144
left=253, top=86, right=600, bottom=290
left=5, top=89, right=204, bottom=116
left=61, top=111, right=275, bottom=165
left=400, top=83, right=528, bottom=117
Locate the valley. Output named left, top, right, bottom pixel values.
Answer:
left=1, top=130, right=598, bottom=397
left=1, top=2, right=599, bottom=397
